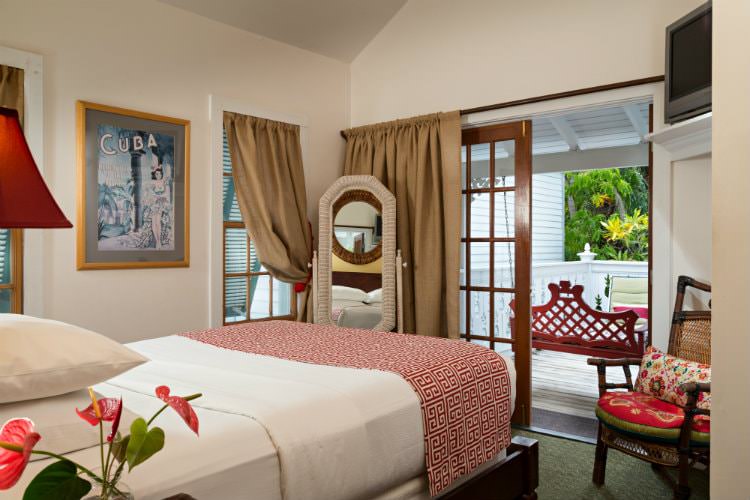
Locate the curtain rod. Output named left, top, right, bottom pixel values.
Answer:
left=340, top=75, right=664, bottom=139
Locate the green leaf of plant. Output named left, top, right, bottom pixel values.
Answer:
left=126, top=417, right=165, bottom=471
left=111, top=434, right=130, bottom=463
left=22, top=460, right=92, bottom=500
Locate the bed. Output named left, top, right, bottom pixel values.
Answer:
left=8, top=321, right=537, bottom=500
left=330, top=276, right=384, bottom=329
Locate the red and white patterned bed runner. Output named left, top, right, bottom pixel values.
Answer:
left=180, top=321, right=512, bottom=496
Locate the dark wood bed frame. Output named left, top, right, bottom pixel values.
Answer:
left=332, top=271, right=382, bottom=292
left=444, top=436, right=538, bottom=500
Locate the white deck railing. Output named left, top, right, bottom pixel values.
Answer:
left=462, top=260, right=648, bottom=340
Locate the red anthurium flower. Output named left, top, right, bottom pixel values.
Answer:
left=107, top=398, right=123, bottom=443
left=155, top=386, right=199, bottom=436
left=76, top=397, right=121, bottom=426
left=0, top=418, right=41, bottom=490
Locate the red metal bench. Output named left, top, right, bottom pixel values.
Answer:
left=511, top=281, right=645, bottom=359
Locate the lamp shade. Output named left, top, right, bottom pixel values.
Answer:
left=0, top=107, right=71, bottom=228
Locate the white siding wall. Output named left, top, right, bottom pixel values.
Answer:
left=463, top=172, right=564, bottom=272
left=531, top=173, right=565, bottom=262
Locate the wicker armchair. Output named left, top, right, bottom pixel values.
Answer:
left=587, top=276, right=711, bottom=499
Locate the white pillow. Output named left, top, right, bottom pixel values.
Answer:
left=331, top=286, right=367, bottom=302
left=0, top=314, right=148, bottom=403
left=364, top=288, right=383, bottom=304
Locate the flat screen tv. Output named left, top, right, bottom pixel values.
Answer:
left=665, top=2, right=712, bottom=124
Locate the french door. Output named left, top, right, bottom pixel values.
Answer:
left=461, top=121, right=532, bottom=425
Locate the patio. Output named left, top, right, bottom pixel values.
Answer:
left=481, top=258, right=646, bottom=438
left=497, top=347, right=630, bottom=438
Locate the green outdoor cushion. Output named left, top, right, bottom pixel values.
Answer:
left=595, top=406, right=710, bottom=447
left=609, top=276, right=648, bottom=310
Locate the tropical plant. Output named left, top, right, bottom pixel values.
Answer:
left=604, top=274, right=612, bottom=299
left=600, top=209, right=649, bottom=261
left=564, top=210, right=606, bottom=262
left=594, top=295, right=603, bottom=311
left=564, top=167, right=649, bottom=261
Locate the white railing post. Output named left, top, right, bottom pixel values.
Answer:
left=577, top=243, right=597, bottom=305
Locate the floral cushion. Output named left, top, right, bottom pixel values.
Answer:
left=596, top=391, right=710, bottom=445
left=634, top=346, right=710, bottom=410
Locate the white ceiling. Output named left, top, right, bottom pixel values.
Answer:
left=158, top=0, right=407, bottom=62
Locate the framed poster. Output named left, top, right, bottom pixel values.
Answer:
left=76, top=101, right=190, bottom=269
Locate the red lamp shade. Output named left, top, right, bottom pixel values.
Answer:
left=0, top=107, right=71, bottom=228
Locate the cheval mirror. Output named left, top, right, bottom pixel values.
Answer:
left=313, top=175, right=403, bottom=332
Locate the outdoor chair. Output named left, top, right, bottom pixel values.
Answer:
left=588, top=275, right=711, bottom=499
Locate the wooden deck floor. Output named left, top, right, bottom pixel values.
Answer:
left=500, top=348, right=629, bottom=420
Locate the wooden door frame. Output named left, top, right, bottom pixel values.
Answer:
left=461, top=120, right=532, bottom=425
left=647, top=103, right=654, bottom=340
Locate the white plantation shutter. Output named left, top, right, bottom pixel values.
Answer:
left=0, top=229, right=10, bottom=284
left=222, top=133, right=243, bottom=222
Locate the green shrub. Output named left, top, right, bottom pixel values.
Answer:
left=564, top=167, right=648, bottom=261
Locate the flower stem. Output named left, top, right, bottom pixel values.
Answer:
left=145, top=404, right=169, bottom=427
left=104, top=438, right=114, bottom=490
left=30, top=450, right=102, bottom=482
left=99, top=422, right=105, bottom=483
left=0, top=442, right=103, bottom=485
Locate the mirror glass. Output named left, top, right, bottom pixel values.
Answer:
left=334, top=201, right=381, bottom=254
left=332, top=191, right=382, bottom=265
left=329, top=189, right=384, bottom=329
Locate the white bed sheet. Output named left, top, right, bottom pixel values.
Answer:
left=333, top=300, right=383, bottom=329
left=9, top=335, right=516, bottom=500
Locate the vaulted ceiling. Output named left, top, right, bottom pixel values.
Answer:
left=158, top=0, right=407, bottom=62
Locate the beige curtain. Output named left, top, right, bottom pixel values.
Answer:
left=223, top=112, right=313, bottom=321
left=0, top=65, right=24, bottom=125
left=343, top=112, right=461, bottom=338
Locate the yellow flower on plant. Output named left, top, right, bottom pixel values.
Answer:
left=591, top=193, right=611, bottom=208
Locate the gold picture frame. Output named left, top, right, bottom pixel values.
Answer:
left=76, top=101, right=190, bottom=270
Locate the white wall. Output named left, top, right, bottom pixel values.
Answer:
left=671, top=156, right=712, bottom=309
left=0, top=0, right=348, bottom=342
left=712, top=0, right=750, bottom=497
left=350, top=0, right=704, bottom=349
left=350, top=0, right=705, bottom=126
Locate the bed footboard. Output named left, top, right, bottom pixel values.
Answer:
left=442, top=435, right=539, bottom=500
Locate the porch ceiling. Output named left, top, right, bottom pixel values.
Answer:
left=465, top=100, right=651, bottom=161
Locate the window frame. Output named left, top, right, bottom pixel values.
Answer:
left=209, top=95, right=309, bottom=328
left=221, top=167, right=296, bottom=325
left=0, top=229, right=23, bottom=313
left=1, top=46, right=43, bottom=316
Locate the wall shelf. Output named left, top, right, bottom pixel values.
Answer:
left=645, top=112, right=711, bottom=160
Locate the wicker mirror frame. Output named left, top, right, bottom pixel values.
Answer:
left=332, top=190, right=383, bottom=265
left=317, top=175, right=396, bottom=331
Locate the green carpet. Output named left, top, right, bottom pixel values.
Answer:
left=515, top=430, right=709, bottom=499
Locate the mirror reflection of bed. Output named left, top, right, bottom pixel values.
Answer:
left=328, top=189, right=385, bottom=329
left=331, top=265, right=383, bottom=329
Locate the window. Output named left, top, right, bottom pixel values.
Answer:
left=222, top=129, right=294, bottom=324
left=0, top=60, right=25, bottom=314
left=0, top=228, right=23, bottom=313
